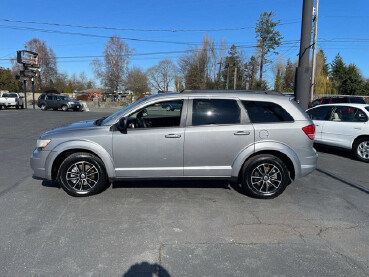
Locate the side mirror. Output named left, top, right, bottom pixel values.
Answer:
left=117, top=117, right=128, bottom=132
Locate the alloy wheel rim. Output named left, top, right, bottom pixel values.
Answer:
left=66, top=161, right=99, bottom=194
left=250, top=163, right=282, bottom=194
left=357, top=141, right=369, bottom=160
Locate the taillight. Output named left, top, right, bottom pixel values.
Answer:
left=302, top=124, right=315, bottom=140
left=15, top=98, right=18, bottom=102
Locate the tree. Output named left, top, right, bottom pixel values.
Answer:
left=283, top=59, right=295, bottom=92
left=255, top=12, right=283, bottom=82
left=330, top=53, right=346, bottom=91
left=0, top=67, right=22, bottom=92
left=340, top=64, right=364, bottom=95
left=126, top=67, right=150, bottom=94
left=174, top=75, right=184, bottom=91
left=147, top=59, right=177, bottom=92
left=272, top=57, right=286, bottom=91
left=244, top=56, right=259, bottom=90
left=65, top=82, right=73, bottom=94
left=314, top=50, right=333, bottom=95
left=91, top=35, right=132, bottom=91
left=53, top=72, right=68, bottom=93
left=24, top=38, right=58, bottom=92
left=220, top=44, right=244, bottom=89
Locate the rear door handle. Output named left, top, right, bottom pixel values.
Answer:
left=234, top=131, right=250, bottom=136
left=165, top=134, right=181, bottom=138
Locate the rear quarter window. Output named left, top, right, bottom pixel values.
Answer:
left=242, top=101, right=294, bottom=123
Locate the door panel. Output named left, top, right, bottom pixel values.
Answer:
left=184, top=125, right=254, bottom=176
left=113, top=128, right=184, bottom=177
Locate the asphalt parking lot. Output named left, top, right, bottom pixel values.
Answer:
left=0, top=109, right=368, bottom=277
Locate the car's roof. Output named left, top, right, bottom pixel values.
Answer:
left=147, top=90, right=288, bottom=100
left=311, top=103, right=369, bottom=108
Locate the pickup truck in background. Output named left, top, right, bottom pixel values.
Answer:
left=0, top=93, right=24, bottom=109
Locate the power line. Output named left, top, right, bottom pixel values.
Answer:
left=0, top=18, right=301, bottom=32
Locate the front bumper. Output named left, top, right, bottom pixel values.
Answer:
left=30, top=149, right=51, bottom=180
left=68, top=103, right=81, bottom=109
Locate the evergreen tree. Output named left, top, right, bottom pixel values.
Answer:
left=244, top=56, right=259, bottom=90
left=221, top=44, right=244, bottom=89
left=255, top=12, right=283, bottom=82
left=283, top=59, right=295, bottom=92
left=65, top=82, right=73, bottom=94
left=330, top=53, right=346, bottom=90
left=340, top=64, right=364, bottom=95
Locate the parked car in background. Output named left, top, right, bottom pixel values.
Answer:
left=161, top=101, right=182, bottom=111
left=309, top=96, right=365, bottom=108
left=306, top=104, right=369, bottom=162
left=37, top=94, right=82, bottom=111
left=31, top=90, right=317, bottom=198
left=0, top=92, right=24, bottom=109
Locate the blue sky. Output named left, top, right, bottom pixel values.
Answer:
left=1, top=0, right=369, bottom=85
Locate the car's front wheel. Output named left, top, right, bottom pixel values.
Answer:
left=57, top=152, right=108, bottom=197
left=353, top=138, right=369, bottom=162
left=240, top=154, right=289, bottom=199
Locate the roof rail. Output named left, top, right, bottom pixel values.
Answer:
left=180, top=89, right=284, bottom=96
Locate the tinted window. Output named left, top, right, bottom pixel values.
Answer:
left=312, top=99, right=320, bottom=106
left=307, top=106, right=333, bottom=121
left=39, top=95, right=45, bottom=100
left=242, top=101, right=293, bottom=123
left=331, top=98, right=347, bottom=104
left=349, top=97, right=365, bottom=104
left=321, top=98, right=330, bottom=104
left=46, top=95, right=55, bottom=100
left=192, top=99, right=240, bottom=126
left=366, top=107, right=369, bottom=112
left=128, top=100, right=183, bottom=128
left=330, top=106, right=368, bottom=122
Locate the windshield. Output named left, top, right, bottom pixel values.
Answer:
left=101, top=97, right=151, bottom=125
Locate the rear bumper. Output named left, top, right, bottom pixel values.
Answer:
left=298, top=148, right=318, bottom=178
left=30, top=149, right=51, bottom=180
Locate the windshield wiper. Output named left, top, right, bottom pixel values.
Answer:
left=95, top=116, right=107, bottom=126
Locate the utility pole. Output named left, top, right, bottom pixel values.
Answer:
left=234, top=64, right=237, bottom=90
left=23, top=79, right=27, bottom=109
left=217, top=57, right=222, bottom=89
left=294, top=0, right=313, bottom=110
left=226, top=63, right=230, bottom=90
left=310, top=0, right=319, bottom=102
left=32, top=78, right=35, bottom=109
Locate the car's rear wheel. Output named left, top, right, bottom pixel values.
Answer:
left=16, top=104, right=19, bottom=109
left=57, top=152, right=108, bottom=197
left=40, top=104, right=47, bottom=111
left=353, top=138, right=369, bottom=162
left=240, top=154, right=289, bottom=199
left=61, top=105, right=68, bottom=112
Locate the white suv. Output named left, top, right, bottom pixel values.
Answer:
left=306, top=103, right=369, bottom=162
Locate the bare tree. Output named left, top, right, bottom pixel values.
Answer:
left=272, top=57, right=286, bottom=91
left=174, top=75, right=184, bottom=91
left=23, top=38, right=58, bottom=91
left=91, top=35, right=132, bottom=91
left=126, top=67, right=150, bottom=94
left=147, top=59, right=177, bottom=92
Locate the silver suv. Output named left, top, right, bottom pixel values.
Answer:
left=30, top=91, right=317, bottom=199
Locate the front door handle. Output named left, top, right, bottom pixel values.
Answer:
left=165, top=134, right=181, bottom=138
left=234, top=131, right=250, bottom=136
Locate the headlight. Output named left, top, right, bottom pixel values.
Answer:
left=37, top=139, right=51, bottom=150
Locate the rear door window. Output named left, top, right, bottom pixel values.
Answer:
left=191, top=99, right=241, bottom=126
left=307, top=106, right=333, bottom=121
left=330, top=106, right=368, bottom=122
left=242, top=101, right=294, bottom=123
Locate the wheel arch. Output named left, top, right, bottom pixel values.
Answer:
left=46, top=141, right=116, bottom=181
left=352, top=135, right=369, bottom=149
left=232, top=142, right=301, bottom=182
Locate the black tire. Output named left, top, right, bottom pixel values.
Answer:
left=61, top=105, right=68, bottom=112
left=53, top=108, right=58, bottom=111
left=20, top=104, right=24, bottom=109
left=353, top=138, right=369, bottom=163
left=16, top=104, right=19, bottom=109
left=40, top=104, right=47, bottom=111
left=240, top=154, right=289, bottom=199
left=57, top=152, right=108, bottom=197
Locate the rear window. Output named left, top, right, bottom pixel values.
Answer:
left=242, top=101, right=294, bottom=123
left=349, top=97, right=365, bottom=104
left=192, top=99, right=241, bottom=126
left=2, top=93, right=17, bottom=97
